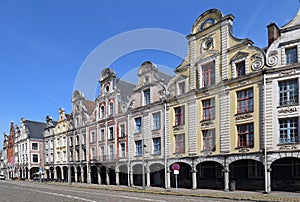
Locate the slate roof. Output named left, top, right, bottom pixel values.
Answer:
left=25, top=120, right=46, bottom=139
left=116, top=78, right=136, bottom=101
left=83, top=100, right=96, bottom=115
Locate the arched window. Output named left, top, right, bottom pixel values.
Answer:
left=100, top=105, right=105, bottom=118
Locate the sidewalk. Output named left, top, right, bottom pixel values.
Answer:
left=47, top=182, right=300, bottom=202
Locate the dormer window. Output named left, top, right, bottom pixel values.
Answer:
left=143, top=89, right=150, bottom=105
left=202, top=62, right=215, bottom=87
left=236, top=61, right=246, bottom=77
left=177, top=82, right=185, bottom=95
left=286, top=47, right=298, bottom=64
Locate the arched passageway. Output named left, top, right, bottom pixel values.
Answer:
left=271, top=157, right=300, bottom=191
left=196, top=161, right=224, bottom=189
left=229, top=159, right=264, bottom=191
left=170, top=162, right=192, bottom=189
left=150, top=163, right=165, bottom=187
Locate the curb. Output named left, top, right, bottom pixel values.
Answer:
left=42, top=182, right=300, bottom=202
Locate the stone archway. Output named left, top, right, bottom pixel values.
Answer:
left=132, top=164, right=147, bottom=186
left=90, top=165, right=98, bottom=184
left=118, top=164, right=128, bottom=186
left=149, top=163, right=165, bottom=187
left=196, top=161, right=224, bottom=190
left=229, top=159, right=264, bottom=191
left=271, top=157, right=300, bottom=191
left=169, top=162, right=192, bottom=189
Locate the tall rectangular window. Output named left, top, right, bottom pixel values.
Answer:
left=109, top=102, right=114, bottom=116
left=236, top=61, right=246, bottom=77
left=174, top=106, right=184, bottom=126
left=286, top=47, right=298, bottom=64
left=202, top=98, right=215, bottom=120
left=202, top=62, right=215, bottom=87
left=120, top=143, right=126, bottom=158
left=91, top=148, right=95, bottom=159
left=32, top=154, right=38, bottom=163
left=109, top=145, right=114, bottom=160
left=202, top=129, right=215, bottom=151
left=279, top=79, right=298, bottom=106
left=100, top=129, right=105, bottom=141
left=120, top=124, right=126, bottom=138
left=153, top=138, right=161, bottom=155
left=135, top=140, right=142, bottom=156
left=237, top=123, right=254, bottom=148
left=237, top=88, right=253, bottom=113
left=100, top=146, right=104, bottom=161
left=178, top=82, right=185, bottom=95
left=279, top=118, right=299, bottom=144
left=143, top=89, right=150, bottom=105
left=90, top=132, right=95, bottom=143
left=152, top=112, right=161, bottom=130
left=108, top=127, right=114, bottom=140
left=100, top=105, right=105, bottom=118
left=135, top=117, right=142, bottom=133
left=175, top=134, right=185, bottom=154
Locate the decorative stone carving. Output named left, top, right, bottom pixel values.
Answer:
left=267, top=51, right=278, bottom=67
left=279, top=144, right=298, bottom=150
left=251, top=54, right=264, bottom=70
left=280, top=69, right=296, bottom=75
left=239, top=80, right=250, bottom=86
left=202, top=37, right=213, bottom=50
left=200, top=120, right=214, bottom=127
left=235, top=113, right=253, bottom=121
left=278, top=106, right=298, bottom=114
left=239, top=148, right=250, bottom=153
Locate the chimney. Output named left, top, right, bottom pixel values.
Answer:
left=267, top=22, right=280, bottom=47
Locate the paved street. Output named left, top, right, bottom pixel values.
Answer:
left=0, top=180, right=235, bottom=202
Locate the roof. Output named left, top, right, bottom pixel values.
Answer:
left=281, top=8, right=300, bottom=32
left=83, top=100, right=96, bottom=115
left=25, top=120, right=46, bottom=139
left=116, top=78, right=136, bottom=101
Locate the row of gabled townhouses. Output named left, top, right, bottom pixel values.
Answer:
left=1, top=8, right=300, bottom=192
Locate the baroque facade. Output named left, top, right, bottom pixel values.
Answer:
left=1, top=8, right=300, bottom=193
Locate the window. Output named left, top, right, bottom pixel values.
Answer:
left=76, top=150, right=80, bottom=161
left=63, top=151, right=66, bottom=161
left=109, top=102, right=114, bottom=116
left=135, top=117, right=142, bottom=133
left=109, top=145, right=114, bottom=160
left=70, top=137, right=73, bottom=146
left=135, top=140, right=142, bottom=156
left=32, top=154, right=38, bottom=163
left=152, top=112, right=161, bottom=130
left=90, top=132, right=95, bottom=143
left=100, top=129, right=105, bottom=141
left=153, top=138, right=161, bottom=155
left=100, top=146, right=105, bottom=161
left=100, top=105, right=105, bottom=118
left=202, top=98, right=215, bottom=120
left=286, top=47, right=298, bottom=64
left=120, top=143, right=126, bottom=158
left=108, top=127, right=114, bottom=140
left=236, top=61, right=246, bottom=77
left=202, top=62, right=215, bottom=87
left=143, top=89, right=150, bottom=105
left=279, top=79, right=298, bottom=106
left=202, top=129, right=215, bottom=151
left=175, top=134, right=185, bottom=154
left=279, top=118, right=299, bottom=144
left=237, top=123, right=254, bottom=148
left=32, top=143, right=38, bottom=150
left=174, top=106, right=184, bottom=126
left=76, top=136, right=80, bottom=145
left=178, top=82, right=185, bottom=95
left=91, top=148, right=95, bottom=159
left=119, top=124, right=126, bottom=138
left=237, top=88, right=253, bottom=113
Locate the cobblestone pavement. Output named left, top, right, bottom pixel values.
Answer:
left=45, top=182, right=300, bottom=202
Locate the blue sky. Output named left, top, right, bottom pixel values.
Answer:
left=0, top=0, right=298, bottom=148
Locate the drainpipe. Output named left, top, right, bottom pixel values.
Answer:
left=127, top=112, right=131, bottom=187
left=263, top=71, right=268, bottom=194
